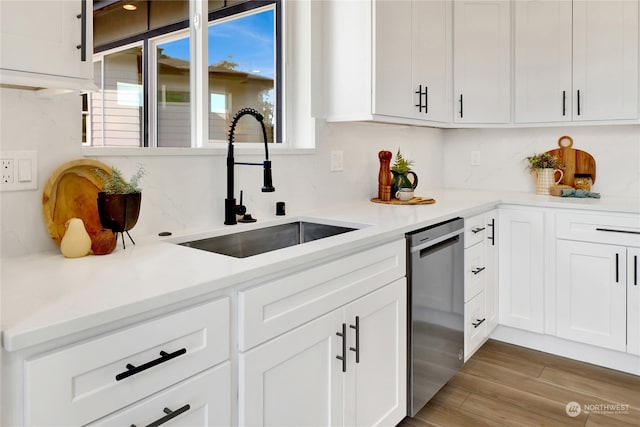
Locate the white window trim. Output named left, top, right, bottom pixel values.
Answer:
left=83, top=0, right=318, bottom=156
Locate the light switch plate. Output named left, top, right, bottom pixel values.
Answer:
left=0, top=151, right=38, bottom=192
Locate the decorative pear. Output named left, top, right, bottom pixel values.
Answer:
left=60, top=218, right=92, bottom=258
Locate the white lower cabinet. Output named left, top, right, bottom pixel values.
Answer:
left=24, top=298, right=229, bottom=427
left=498, top=207, right=545, bottom=333
left=556, top=240, right=627, bottom=351
left=90, top=363, right=231, bottom=427
left=555, top=211, right=640, bottom=355
left=239, top=279, right=407, bottom=427
left=463, top=210, right=498, bottom=360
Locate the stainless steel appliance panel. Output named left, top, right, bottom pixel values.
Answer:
left=407, top=218, right=465, bottom=417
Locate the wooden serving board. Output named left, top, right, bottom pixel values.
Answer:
left=371, top=197, right=436, bottom=205
left=545, top=135, right=596, bottom=187
left=42, top=159, right=112, bottom=245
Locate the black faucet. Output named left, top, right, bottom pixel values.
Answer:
left=225, top=108, right=275, bottom=225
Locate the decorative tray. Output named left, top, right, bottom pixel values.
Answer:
left=371, top=197, right=436, bottom=205
left=42, top=159, right=112, bottom=245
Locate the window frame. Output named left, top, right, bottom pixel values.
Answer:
left=89, top=0, right=282, bottom=149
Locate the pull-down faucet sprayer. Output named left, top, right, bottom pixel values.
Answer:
left=225, top=108, right=275, bottom=225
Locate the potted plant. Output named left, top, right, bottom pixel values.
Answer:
left=95, top=165, right=146, bottom=248
left=391, top=149, right=418, bottom=196
left=525, top=153, right=564, bottom=195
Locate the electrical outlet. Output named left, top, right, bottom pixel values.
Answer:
left=0, top=151, right=37, bottom=191
left=1, top=159, right=14, bottom=183
left=331, top=150, right=344, bottom=172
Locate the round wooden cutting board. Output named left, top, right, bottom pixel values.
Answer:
left=42, top=159, right=112, bottom=245
left=545, top=135, right=596, bottom=187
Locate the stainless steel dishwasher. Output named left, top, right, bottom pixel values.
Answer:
left=406, top=217, right=465, bottom=417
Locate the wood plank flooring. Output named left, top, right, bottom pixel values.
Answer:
left=398, top=340, right=640, bottom=427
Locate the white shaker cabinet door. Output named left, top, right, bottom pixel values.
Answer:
left=627, top=248, right=640, bottom=355
left=0, top=0, right=93, bottom=86
left=498, top=208, right=544, bottom=333
left=411, top=0, right=452, bottom=123
left=453, top=0, right=511, bottom=124
left=514, top=0, right=573, bottom=123
left=345, top=279, right=407, bottom=427
left=572, top=0, right=639, bottom=121
left=239, top=309, right=344, bottom=427
left=556, top=240, right=627, bottom=352
left=373, top=0, right=414, bottom=119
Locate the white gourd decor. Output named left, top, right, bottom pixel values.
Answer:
left=60, top=218, right=92, bottom=258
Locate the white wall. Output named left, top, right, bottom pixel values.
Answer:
left=443, top=125, right=640, bottom=197
left=0, top=88, right=444, bottom=258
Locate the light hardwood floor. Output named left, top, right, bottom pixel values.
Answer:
left=398, top=340, right=640, bottom=427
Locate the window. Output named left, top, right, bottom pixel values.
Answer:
left=88, top=0, right=280, bottom=148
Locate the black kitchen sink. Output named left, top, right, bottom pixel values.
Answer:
left=178, top=221, right=358, bottom=258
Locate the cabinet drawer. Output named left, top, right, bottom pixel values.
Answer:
left=464, top=291, right=486, bottom=361
left=556, top=211, right=640, bottom=247
left=238, top=239, right=406, bottom=351
left=465, top=213, right=487, bottom=248
left=465, top=242, right=486, bottom=302
left=90, top=363, right=231, bottom=427
left=25, top=298, right=229, bottom=427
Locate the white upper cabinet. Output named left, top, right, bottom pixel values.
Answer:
left=411, top=0, right=452, bottom=123
left=453, top=0, right=511, bottom=124
left=573, top=0, right=639, bottom=121
left=372, top=0, right=414, bottom=119
left=323, top=0, right=452, bottom=126
left=515, top=0, right=639, bottom=123
left=0, top=0, right=94, bottom=91
left=514, top=0, right=573, bottom=123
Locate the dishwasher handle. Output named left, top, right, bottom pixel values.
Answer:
left=410, top=229, right=463, bottom=254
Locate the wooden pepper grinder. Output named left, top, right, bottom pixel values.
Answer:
left=378, top=150, right=393, bottom=201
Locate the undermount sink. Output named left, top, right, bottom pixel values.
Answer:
left=178, top=221, right=359, bottom=258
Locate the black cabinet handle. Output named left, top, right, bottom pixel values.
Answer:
left=76, top=0, right=87, bottom=62
left=487, top=218, right=495, bottom=246
left=472, top=266, right=486, bottom=275
left=459, top=94, right=464, bottom=118
left=131, top=404, right=191, bottom=427
left=616, top=253, right=619, bottom=283
left=471, top=227, right=486, bottom=234
left=472, top=318, right=486, bottom=328
left=349, top=316, right=360, bottom=363
left=596, top=228, right=640, bottom=235
left=116, top=348, right=187, bottom=381
left=562, top=90, right=566, bottom=116
left=577, top=90, right=581, bottom=116
left=415, top=85, right=424, bottom=113
left=425, top=85, right=429, bottom=114
left=336, top=323, right=346, bottom=373
left=414, top=85, right=428, bottom=114
left=634, top=255, right=638, bottom=286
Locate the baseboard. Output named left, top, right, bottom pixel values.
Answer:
left=490, top=325, right=640, bottom=376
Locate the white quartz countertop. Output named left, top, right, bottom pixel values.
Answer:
left=2, top=189, right=639, bottom=352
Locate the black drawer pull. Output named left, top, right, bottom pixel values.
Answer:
left=471, top=227, right=486, bottom=234
left=634, top=255, right=638, bottom=286
left=336, top=323, right=347, bottom=373
left=487, top=218, right=495, bottom=246
left=596, top=227, right=640, bottom=235
left=562, top=90, right=566, bottom=116
left=472, top=267, right=486, bottom=275
left=131, top=404, right=191, bottom=427
left=472, top=318, right=486, bottom=328
left=116, top=348, right=187, bottom=381
left=616, top=253, right=620, bottom=283
left=349, top=316, right=360, bottom=363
